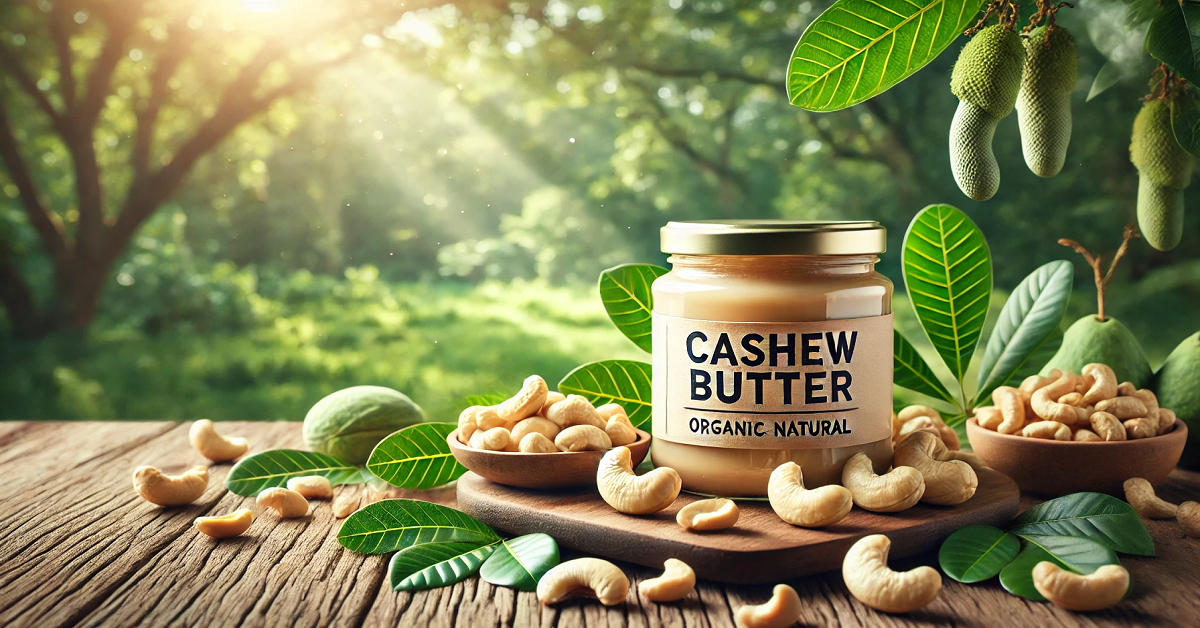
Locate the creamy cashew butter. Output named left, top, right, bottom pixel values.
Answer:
left=651, top=220, right=894, bottom=496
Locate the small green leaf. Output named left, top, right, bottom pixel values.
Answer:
left=938, top=525, right=1020, bottom=583
left=1000, top=535, right=1121, bottom=601
left=1146, top=0, right=1200, bottom=86
left=1171, top=90, right=1200, bottom=160
left=367, top=423, right=466, bottom=490
left=1087, top=61, right=1122, bottom=102
left=389, top=541, right=499, bottom=591
left=1008, top=492, right=1155, bottom=556
left=479, top=533, right=560, bottom=591
left=225, top=449, right=363, bottom=497
left=893, top=330, right=955, bottom=403
left=599, top=264, right=668, bottom=353
left=337, top=499, right=499, bottom=554
left=558, top=359, right=652, bottom=430
left=903, top=204, right=993, bottom=389
left=464, top=393, right=508, bottom=407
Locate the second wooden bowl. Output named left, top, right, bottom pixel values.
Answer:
left=966, top=418, right=1188, bottom=497
left=447, top=428, right=651, bottom=489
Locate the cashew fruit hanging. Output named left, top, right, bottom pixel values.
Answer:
left=1017, top=26, right=1077, bottom=177
left=949, top=24, right=1027, bottom=201
left=1130, top=99, right=1192, bottom=251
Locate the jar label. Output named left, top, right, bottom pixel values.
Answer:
left=652, top=313, right=893, bottom=449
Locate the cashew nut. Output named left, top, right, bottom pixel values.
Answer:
left=842, top=534, right=942, bottom=613
left=1058, top=392, right=1084, bottom=407
left=555, top=424, right=612, bottom=452
left=975, top=406, right=1003, bottom=430
left=539, top=391, right=566, bottom=417
left=993, top=386, right=1027, bottom=434
left=1089, top=411, right=1127, bottom=441
left=133, top=465, right=208, bottom=506
left=597, top=446, right=681, bottom=514
left=1021, top=420, right=1071, bottom=441
left=1031, top=372, right=1083, bottom=425
left=510, top=416, right=561, bottom=444
left=1157, top=408, right=1178, bottom=435
left=458, top=406, right=481, bottom=443
left=1073, top=428, right=1102, bottom=442
left=841, top=452, right=924, bottom=513
left=537, top=557, right=629, bottom=606
left=195, top=508, right=254, bottom=538
left=897, top=405, right=943, bottom=424
left=1020, top=370, right=1060, bottom=395
left=638, top=558, right=695, bottom=602
left=475, top=407, right=512, bottom=431
left=767, top=461, right=852, bottom=527
left=1123, top=417, right=1156, bottom=440
left=497, top=374, right=549, bottom=423
left=734, top=584, right=802, bottom=628
left=937, top=424, right=961, bottom=450
left=519, top=432, right=559, bottom=453
left=1123, top=477, right=1178, bottom=519
left=286, top=475, right=333, bottom=499
left=896, top=416, right=938, bottom=442
left=1130, top=388, right=1160, bottom=426
left=332, top=488, right=361, bottom=519
left=893, top=431, right=977, bottom=506
left=1032, top=562, right=1129, bottom=611
left=596, top=402, right=625, bottom=420
left=1117, top=381, right=1137, bottom=397
left=943, top=450, right=989, bottom=471
left=189, top=419, right=249, bottom=462
left=1095, top=396, right=1148, bottom=420
left=676, top=498, right=740, bottom=531
left=545, top=394, right=605, bottom=429
left=1081, top=363, right=1118, bottom=405
left=470, top=426, right=511, bottom=451
left=257, top=486, right=310, bottom=518
left=1179, top=501, right=1200, bottom=537
left=605, top=414, right=638, bottom=447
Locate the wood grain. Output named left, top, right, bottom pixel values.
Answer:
left=0, top=421, right=1197, bottom=628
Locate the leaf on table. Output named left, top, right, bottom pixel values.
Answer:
left=599, top=264, right=668, bottom=353
left=225, top=449, right=363, bottom=497
left=938, top=525, right=1020, bottom=583
left=1146, top=0, right=1200, bottom=86
left=558, top=359, right=652, bottom=431
left=479, top=533, right=560, bottom=591
left=367, top=423, right=466, bottom=490
left=999, top=535, right=1121, bottom=600
left=902, top=204, right=992, bottom=388
left=973, top=260, right=1073, bottom=405
left=338, top=498, right=499, bottom=554
left=893, top=329, right=955, bottom=403
left=1008, top=492, right=1155, bottom=556
left=786, top=0, right=986, bottom=111
left=389, top=541, right=499, bottom=591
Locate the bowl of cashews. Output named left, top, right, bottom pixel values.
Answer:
left=965, top=364, right=1187, bottom=496
left=448, top=374, right=652, bottom=488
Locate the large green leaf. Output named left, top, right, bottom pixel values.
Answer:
left=337, top=499, right=499, bottom=554
left=367, top=423, right=466, bottom=490
left=973, top=261, right=1073, bottom=405
left=389, top=541, right=499, bottom=591
left=786, top=0, right=985, bottom=111
left=1008, top=492, right=1155, bottom=556
left=938, top=525, right=1020, bottom=583
left=999, top=535, right=1121, bottom=601
left=1147, top=0, right=1200, bottom=86
left=893, top=330, right=955, bottom=403
left=225, top=449, right=363, bottom=497
left=599, top=264, right=668, bottom=353
left=558, top=360, right=652, bottom=430
left=478, top=533, right=560, bottom=591
left=902, top=204, right=992, bottom=387
left=1171, top=90, right=1200, bottom=160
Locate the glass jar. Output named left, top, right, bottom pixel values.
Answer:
left=651, top=220, right=894, bottom=496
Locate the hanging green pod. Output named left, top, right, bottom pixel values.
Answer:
left=1017, top=26, right=1077, bottom=177
left=1130, top=99, right=1192, bottom=250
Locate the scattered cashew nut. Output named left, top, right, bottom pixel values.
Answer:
left=677, top=498, right=740, bottom=531
left=1021, top=421, right=1071, bottom=441
left=993, top=386, right=1027, bottom=434
left=841, top=452, right=924, bottom=513
left=133, top=465, right=208, bottom=506
left=638, top=558, right=695, bottom=602
left=1081, top=363, right=1118, bottom=405
left=597, top=446, right=681, bottom=514
left=195, top=508, right=254, bottom=538
left=842, top=534, right=942, bottom=613
left=189, top=419, right=249, bottom=462
left=537, top=557, right=629, bottom=606
left=286, top=475, right=333, bottom=499
left=496, top=374, right=549, bottom=423
left=767, top=461, right=852, bottom=527
left=1032, top=562, right=1129, bottom=611
left=734, top=584, right=802, bottom=628
left=1123, top=477, right=1178, bottom=519
left=257, top=487, right=310, bottom=518
left=893, top=431, right=977, bottom=506
left=519, top=432, right=559, bottom=453
left=1179, top=502, right=1200, bottom=537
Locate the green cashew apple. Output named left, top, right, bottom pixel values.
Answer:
left=303, top=386, right=425, bottom=465
left=1131, top=99, right=1192, bottom=251
left=1150, top=331, right=1200, bottom=469
left=1017, top=26, right=1076, bottom=178
left=1042, top=315, right=1153, bottom=388
left=950, top=24, right=1027, bottom=201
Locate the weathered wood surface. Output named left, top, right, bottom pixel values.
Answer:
left=0, top=421, right=1198, bottom=628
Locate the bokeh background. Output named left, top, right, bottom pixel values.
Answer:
left=1, top=0, right=1197, bottom=422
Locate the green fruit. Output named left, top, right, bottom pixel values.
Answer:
left=1016, top=26, right=1076, bottom=178
left=950, top=101, right=1001, bottom=201
left=1136, top=175, right=1185, bottom=251
left=1150, top=332, right=1200, bottom=469
left=302, top=386, right=425, bottom=465
left=1131, top=99, right=1192, bottom=251
left=1042, top=315, right=1153, bottom=388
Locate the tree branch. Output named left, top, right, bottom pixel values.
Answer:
left=77, top=0, right=144, bottom=128
left=49, top=1, right=78, bottom=110
left=0, top=89, right=69, bottom=267
left=627, top=63, right=787, bottom=97
left=133, top=24, right=193, bottom=178
left=0, top=44, right=66, bottom=132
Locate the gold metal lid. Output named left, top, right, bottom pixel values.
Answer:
left=660, top=220, right=887, bottom=255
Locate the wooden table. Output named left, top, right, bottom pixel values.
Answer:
left=2, top=421, right=1199, bottom=627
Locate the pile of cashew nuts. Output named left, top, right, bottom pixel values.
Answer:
left=974, top=363, right=1178, bottom=441
left=458, top=375, right=638, bottom=453
left=131, top=419, right=335, bottom=539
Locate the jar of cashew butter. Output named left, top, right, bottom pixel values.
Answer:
left=651, top=220, right=894, bottom=496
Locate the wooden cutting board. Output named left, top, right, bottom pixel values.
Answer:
left=457, top=468, right=1020, bottom=584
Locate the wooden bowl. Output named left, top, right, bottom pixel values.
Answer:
left=447, top=428, right=652, bottom=489
left=966, top=418, right=1188, bottom=497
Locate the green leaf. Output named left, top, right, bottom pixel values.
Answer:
left=389, top=541, right=499, bottom=591
left=1146, top=0, right=1200, bottom=86
left=479, top=533, right=560, bottom=591
left=786, top=0, right=986, bottom=111
left=893, top=330, right=955, bottom=403
left=599, top=264, right=668, bottom=353
left=938, top=525, right=1020, bottom=583
left=1171, top=90, right=1200, bottom=160
left=558, top=359, right=652, bottom=431
left=1000, top=535, right=1121, bottom=601
left=973, top=261, right=1073, bottom=405
left=902, top=204, right=992, bottom=388
left=464, top=393, right=508, bottom=407
left=1087, top=61, right=1123, bottom=102
left=1008, top=492, right=1155, bottom=556
left=367, top=423, right=466, bottom=490
left=337, top=499, right=499, bottom=554
left=225, top=449, right=363, bottom=497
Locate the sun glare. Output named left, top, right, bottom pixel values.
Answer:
left=241, top=0, right=283, bottom=13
